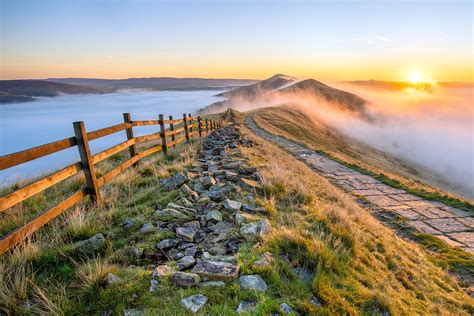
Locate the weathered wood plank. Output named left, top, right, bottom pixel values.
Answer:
left=135, top=132, right=162, bottom=143
left=183, top=113, right=190, bottom=143
left=0, top=137, right=77, bottom=170
left=0, top=162, right=83, bottom=212
left=97, top=155, right=140, bottom=187
left=0, top=188, right=87, bottom=255
left=138, top=144, right=163, bottom=160
left=159, top=114, right=168, bottom=156
left=87, top=123, right=130, bottom=141
left=74, top=121, right=102, bottom=204
left=92, top=139, right=136, bottom=164
left=123, top=113, right=138, bottom=167
left=131, top=120, right=160, bottom=126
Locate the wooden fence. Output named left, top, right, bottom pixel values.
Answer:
left=0, top=113, right=222, bottom=255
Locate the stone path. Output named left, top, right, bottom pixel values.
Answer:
left=246, top=116, right=474, bottom=254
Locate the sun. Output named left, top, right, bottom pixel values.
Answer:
left=408, top=70, right=423, bottom=84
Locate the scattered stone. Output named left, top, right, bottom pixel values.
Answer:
left=180, top=184, right=194, bottom=196
left=235, top=212, right=245, bottom=226
left=154, top=208, right=189, bottom=221
left=74, top=233, right=105, bottom=254
left=280, top=303, right=298, bottom=315
left=181, top=294, right=208, bottom=313
left=122, top=218, right=136, bottom=229
left=254, top=252, right=274, bottom=268
left=160, top=172, right=187, bottom=190
left=236, top=300, right=258, bottom=314
left=242, top=204, right=266, bottom=213
left=169, top=249, right=184, bottom=260
left=224, top=170, right=239, bottom=181
left=199, top=281, right=225, bottom=288
left=238, top=275, right=268, bottom=292
left=196, top=196, right=211, bottom=204
left=177, top=256, right=196, bottom=270
left=202, top=252, right=237, bottom=263
left=183, top=221, right=201, bottom=230
left=184, top=246, right=197, bottom=257
left=192, top=260, right=240, bottom=281
left=156, top=238, right=180, bottom=250
left=176, top=227, right=197, bottom=241
left=149, top=279, right=159, bottom=292
left=292, top=267, right=313, bottom=283
left=310, top=295, right=322, bottom=307
left=240, top=220, right=270, bottom=241
left=106, top=273, right=120, bottom=285
left=123, top=308, right=144, bottom=316
left=181, top=197, right=194, bottom=208
left=139, top=222, right=155, bottom=234
left=169, top=272, right=201, bottom=287
left=205, top=210, right=223, bottom=222
left=223, top=199, right=242, bottom=212
left=209, top=221, right=232, bottom=234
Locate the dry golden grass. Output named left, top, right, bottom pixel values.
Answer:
left=235, top=115, right=474, bottom=314
left=251, top=106, right=472, bottom=204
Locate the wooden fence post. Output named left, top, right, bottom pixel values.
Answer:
left=169, top=115, right=175, bottom=146
left=205, top=118, right=209, bottom=133
left=123, top=113, right=138, bottom=167
left=188, top=114, right=193, bottom=137
left=198, top=116, right=202, bottom=137
left=183, top=113, right=190, bottom=143
left=73, top=121, right=102, bottom=205
left=159, top=114, right=168, bottom=156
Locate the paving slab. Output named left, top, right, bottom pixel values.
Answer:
left=405, top=220, right=442, bottom=235
left=424, top=218, right=469, bottom=233
left=448, top=232, right=474, bottom=247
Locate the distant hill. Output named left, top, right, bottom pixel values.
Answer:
left=47, top=77, right=258, bottom=90
left=0, top=77, right=259, bottom=104
left=0, top=80, right=104, bottom=104
left=199, top=74, right=370, bottom=120
left=216, top=74, right=297, bottom=98
left=277, top=79, right=368, bottom=115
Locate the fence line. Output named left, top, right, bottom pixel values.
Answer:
left=0, top=113, right=222, bottom=255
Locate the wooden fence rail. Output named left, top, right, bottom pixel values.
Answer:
left=0, top=113, right=223, bottom=255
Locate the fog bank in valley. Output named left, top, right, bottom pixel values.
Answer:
left=232, top=85, right=474, bottom=198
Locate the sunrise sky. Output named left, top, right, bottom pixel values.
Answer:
left=1, top=0, right=472, bottom=82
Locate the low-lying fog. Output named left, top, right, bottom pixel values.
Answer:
left=0, top=90, right=223, bottom=185
left=232, top=84, right=473, bottom=199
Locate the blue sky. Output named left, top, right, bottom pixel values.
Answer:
left=1, top=0, right=472, bottom=81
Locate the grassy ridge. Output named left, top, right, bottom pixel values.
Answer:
left=1, top=112, right=473, bottom=314
left=251, top=106, right=474, bottom=213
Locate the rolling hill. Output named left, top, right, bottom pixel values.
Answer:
left=0, top=80, right=105, bottom=104
left=199, top=74, right=370, bottom=120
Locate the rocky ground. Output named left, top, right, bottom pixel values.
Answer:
left=89, top=125, right=312, bottom=315
left=246, top=115, right=474, bottom=255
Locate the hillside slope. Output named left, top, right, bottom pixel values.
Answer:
left=199, top=74, right=370, bottom=120
left=1, top=117, right=473, bottom=314
left=0, top=80, right=104, bottom=104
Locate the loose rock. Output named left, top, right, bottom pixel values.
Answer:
left=74, top=233, right=105, bottom=254
left=223, top=199, right=242, bottom=212
left=154, top=208, right=189, bottom=221
left=240, top=220, right=270, bottom=241
left=176, top=256, right=196, bottom=270
left=169, top=272, right=201, bottom=287
left=139, top=222, right=155, bottom=234
left=236, top=300, right=258, bottom=314
left=192, top=260, right=240, bottom=281
left=181, top=294, right=208, bottom=313
left=238, top=275, right=268, bottom=292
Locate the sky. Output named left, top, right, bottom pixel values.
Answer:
left=0, top=0, right=472, bottom=81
